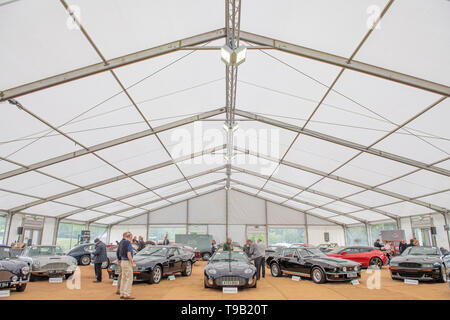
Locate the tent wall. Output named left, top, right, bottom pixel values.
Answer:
left=307, top=225, right=345, bottom=246
left=42, top=217, right=56, bottom=245
left=109, top=189, right=345, bottom=246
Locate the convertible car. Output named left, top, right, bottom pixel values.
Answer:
left=389, top=246, right=448, bottom=282
left=19, top=245, right=78, bottom=280
left=0, top=245, right=30, bottom=292
left=204, top=249, right=257, bottom=289
left=107, top=245, right=195, bottom=284
left=267, top=247, right=361, bottom=284
left=327, top=246, right=387, bottom=268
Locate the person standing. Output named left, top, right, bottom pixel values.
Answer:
left=383, top=240, right=392, bottom=263
left=252, top=239, right=266, bottom=280
left=413, top=237, right=419, bottom=246
left=163, top=233, right=169, bottom=245
left=407, top=239, right=415, bottom=247
left=243, top=239, right=254, bottom=257
left=115, top=233, right=127, bottom=295
left=92, top=238, right=107, bottom=283
left=223, top=238, right=233, bottom=251
left=211, top=239, right=217, bottom=255
left=399, top=240, right=408, bottom=254
left=373, top=239, right=382, bottom=249
left=137, top=236, right=145, bottom=252
left=119, top=232, right=136, bottom=300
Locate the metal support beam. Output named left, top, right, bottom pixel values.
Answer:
left=231, top=165, right=397, bottom=221
left=239, top=31, right=450, bottom=97
left=235, top=109, right=450, bottom=177
left=109, top=186, right=225, bottom=227
left=234, top=147, right=448, bottom=214
left=0, top=29, right=226, bottom=101
left=9, top=146, right=226, bottom=213
left=231, top=186, right=345, bottom=227
left=88, top=178, right=226, bottom=223
left=0, top=108, right=225, bottom=182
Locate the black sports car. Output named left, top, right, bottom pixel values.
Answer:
left=204, top=249, right=257, bottom=289
left=0, top=245, right=30, bottom=292
left=389, top=246, right=449, bottom=282
left=267, top=247, right=362, bottom=284
left=107, top=245, right=195, bottom=284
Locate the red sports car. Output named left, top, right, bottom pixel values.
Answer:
left=327, top=246, right=387, bottom=268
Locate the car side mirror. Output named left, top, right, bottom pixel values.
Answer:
left=341, top=251, right=347, bottom=255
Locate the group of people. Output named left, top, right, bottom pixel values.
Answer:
left=217, top=237, right=267, bottom=281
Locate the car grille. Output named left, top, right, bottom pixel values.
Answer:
left=215, top=276, right=246, bottom=286
left=399, top=262, right=422, bottom=268
left=0, top=270, right=14, bottom=282
left=39, top=262, right=70, bottom=271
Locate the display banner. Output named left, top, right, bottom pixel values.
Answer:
left=0, top=290, right=10, bottom=298
left=404, top=279, right=419, bottom=285
left=291, top=276, right=301, bottom=281
left=222, top=287, right=238, bottom=294
left=49, top=277, right=63, bottom=283
left=112, top=280, right=118, bottom=286
left=351, top=280, right=360, bottom=285
left=246, top=225, right=266, bottom=243
left=168, top=275, right=176, bottom=280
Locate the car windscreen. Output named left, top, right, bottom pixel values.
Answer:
left=0, top=247, right=11, bottom=259
left=328, top=248, right=343, bottom=254
left=25, top=246, right=64, bottom=257
left=211, top=251, right=249, bottom=262
left=402, top=246, right=440, bottom=256
left=136, top=247, right=169, bottom=257
left=303, top=248, right=328, bottom=257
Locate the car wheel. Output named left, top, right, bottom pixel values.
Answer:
left=369, top=257, right=382, bottom=269
left=80, top=255, right=91, bottom=266
left=311, top=267, right=326, bottom=284
left=270, top=263, right=282, bottom=277
left=182, top=261, right=192, bottom=276
left=101, top=259, right=110, bottom=269
left=439, top=266, right=447, bottom=283
left=202, top=252, right=211, bottom=261
left=15, top=284, right=27, bottom=292
left=149, top=265, right=162, bottom=284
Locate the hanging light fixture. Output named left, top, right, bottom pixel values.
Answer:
left=221, top=45, right=247, bottom=66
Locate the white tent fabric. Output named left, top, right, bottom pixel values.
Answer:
left=0, top=0, right=449, bottom=229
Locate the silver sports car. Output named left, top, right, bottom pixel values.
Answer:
left=19, top=245, right=78, bottom=280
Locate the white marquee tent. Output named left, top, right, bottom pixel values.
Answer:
left=0, top=0, right=449, bottom=249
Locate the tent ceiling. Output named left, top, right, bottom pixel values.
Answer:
left=0, top=0, right=448, bottom=226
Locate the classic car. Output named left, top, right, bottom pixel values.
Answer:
left=0, top=245, right=30, bottom=292
left=68, top=242, right=124, bottom=267
left=290, top=243, right=307, bottom=248
left=318, top=243, right=339, bottom=252
left=107, top=245, right=195, bottom=284
left=267, top=247, right=362, bottom=284
left=204, top=249, right=257, bottom=289
left=67, top=242, right=95, bottom=266
left=172, top=243, right=200, bottom=263
left=265, top=245, right=284, bottom=259
left=327, top=246, right=387, bottom=268
left=389, top=246, right=448, bottom=282
left=18, top=245, right=77, bottom=280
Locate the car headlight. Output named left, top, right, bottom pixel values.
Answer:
left=433, top=262, right=441, bottom=267
left=333, top=267, right=338, bottom=272
left=207, top=269, right=217, bottom=275
left=21, top=266, right=30, bottom=275
left=244, top=268, right=253, bottom=274
left=354, top=265, right=360, bottom=271
left=12, top=275, right=18, bottom=282
left=342, top=266, right=347, bottom=272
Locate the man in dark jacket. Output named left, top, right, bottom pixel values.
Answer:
left=138, top=236, right=145, bottom=251
left=373, top=239, right=383, bottom=249
left=399, top=240, right=408, bottom=254
left=93, top=238, right=107, bottom=283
